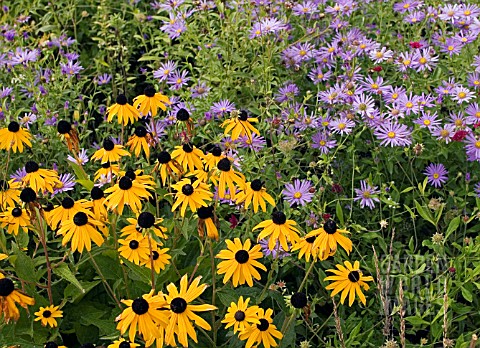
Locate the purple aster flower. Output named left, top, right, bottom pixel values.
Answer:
left=292, top=1, right=318, bottom=16
left=440, top=38, right=462, bottom=56
left=411, top=48, right=438, bottom=72
left=10, top=47, right=39, bottom=66
left=210, top=99, right=235, bottom=116
left=44, top=115, right=58, bottom=126
left=153, top=60, right=177, bottom=82
left=167, top=70, right=190, bottom=90
left=190, top=81, right=210, bottom=98
left=432, top=124, right=455, bottom=144
left=424, top=163, right=448, bottom=188
left=438, top=4, right=461, bottom=23
left=464, top=133, right=480, bottom=162
left=330, top=116, right=355, bottom=135
left=352, top=93, right=376, bottom=116
left=282, top=179, right=314, bottom=206
left=369, top=47, right=393, bottom=64
left=474, top=182, right=480, bottom=197
left=414, top=111, right=441, bottom=131
left=465, top=103, right=480, bottom=125
left=404, top=11, right=425, bottom=23
left=354, top=180, right=380, bottom=209
left=311, top=132, right=337, bottom=154
left=60, top=61, right=84, bottom=77
left=67, top=148, right=89, bottom=166
left=398, top=93, right=421, bottom=115
left=0, top=87, right=13, bottom=98
left=11, top=167, right=27, bottom=182
left=19, top=112, right=37, bottom=129
left=308, top=67, right=332, bottom=84
left=237, top=133, right=266, bottom=151
left=51, top=173, right=76, bottom=197
left=146, top=119, right=167, bottom=143
left=4, top=29, right=15, bottom=41
left=374, top=121, right=412, bottom=147
left=63, top=52, right=80, bottom=61
left=451, top=87, right=475, bottom=104
left=95, top=73, right=112, bottom=86
left=259, top=239, right=290, bottom=259
left=467, top=73, right=480, bottom=89
left=275, top=83, right=299, bottom=103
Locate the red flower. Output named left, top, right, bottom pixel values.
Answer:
left=322, top=213, right=331, bottom=220
left=409, top=41, right=422, bottom=49
left=228, top=214, right=238, bottom=229
left=452, top=130, right=468, bottom=142
left=372, top=66, right=382, bottom=72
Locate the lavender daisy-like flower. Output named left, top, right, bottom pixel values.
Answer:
left=354, top=180, right=380, bottom=209
left=11, top=167, right=27, bottom=182
left=374, top=121, right=412, bottom=147
left=311, top=132, right=337, bottom=154
left=19, top=112, right=37, bottom=129
left=60, top=61, right=84, bottom=77
left=414, top=111, right=441, bottom=131
left=474, top=182, right=480, bottom=198
left=190, top=81, right=210, bottom=98
left=95, top=73, right=112, bottom=86
left=275, top=83, right=300, bottom=103
left=51, top=173, right=76, bottom=197
left=432, top=124, right=455, bottom=144
left=259, top=239, right=290, bottom=259
left=464, top=133, right=480, bottom=162
left=67, top=148, right=89, bottom=166
left=153, top=60, right=177, bottom=82
left=210, top=99, right=235, bottom=116
left=237, top=133, right=266, bottom=151
left=424, top=163, right=448, bottom=188
left=282, top=179, right=314, bottom=206
left=167, top=69, right=190, bottom=90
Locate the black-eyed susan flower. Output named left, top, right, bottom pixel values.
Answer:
left=324, top=260, right=374, bottom=306
left=133, top=85, right=171, bottom=117
left=94, top=161, right=120, bottom=182
left=202, top=145, right=223, bottom=171
left=22, top=161, right=61, bottom=194
left=171, top=179, right=213, bottom=217
left=221, top=110, right=260, bottom=141
left=222, top=296, right=260, bottom=334
left=126, top=126, right=152, bottom=158
left=214, top=157, right=246, bottom=200
left=57, top=211, right=105, bottom=253
left=0, top=207, right=31, bottom=235
left=0, top=273, right=35, bottom=323
left=43, top=341, right=67, bottom=348
left=115, top=290, right=169, bottom=343
left=153, top=151, right=182, bottom=185
left=252, top=211, right=300, bottom=252
left=238, top=308, right=283, bottom=348
left=306, top=219, right=352, bottom=261
left=19, top=187, right=37, bottom=204
left=289, top=292, right=308, bottom=310
left=104, top=175, right=154, bottom=215
left=47, top=197, right=92, bottom=230
left=0, top=121, right=32, bottom=153
left=107, top=94, right=140, bottom=126
left=171, top=143, right=205, bottom=173
left=141, top=248, right=171, bottom=274
left=290, top=234, right=319, bottom=262
left=118, top=232, right=152, bottom=265
left=216, top=238, right=266, bottom=287
left=34, top=304, right=63, bottom=327
left=121, top=213, right=168, bottom=240
left=197, top=206, right=218, bottom=240
left=57, top=120, right=79, bottom=153
left=164, top=274, right=217, bottom=347
left=0, top=179, right=21, bottom=209
left=90, top=187, right=108, bottom=223
left=236, top=179, right=275, bottom=213
left=107, top=338, right=140, bottom=348
left=123, top=169, right=156, bottom=188
left=0, top=254, right=7, bottom=261
left=91, top=139, right=131, bottom=164
left=176, top=108, right=194, bottom=136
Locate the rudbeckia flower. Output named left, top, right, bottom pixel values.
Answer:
left=57, top=211, right=105, bottom=253
left=94, top=161, right=120, bottom=181
left=118, top=232, right=152, bottom=265
left=91, top=139, right=131, bottom=164
left=324, top=260, right=374, bottom=306
left=221, top=110, right=260, bottom=141
left=0, top=179, right=21, bottom=209
left=57, top=120, right=79, bottom=152
left=252, top=211, right=300, bottom=252
left=164, top=274, right=217, bottom=347
left=171, top=143, right=205, bottom=173
left=107, top=338, right=140, bottom=348
left=104, top=175, right=154, bottom=215
left=121, top=212, right=168, bottom=240
left=304, top=219, right=352, bottom=260
left=222, top=296, right=260, bottom=334
left=107, top=94, right=140, bottom=126
left=290, top=234, right=319, bottom=262
left=133, top=85, right=171, bottom=117
left=126, top=126, right=152, bottom=158
left=47, top=197, right=92, bottom=230
left=213, top=158, right=246, bottom=200
left=115, top=290, right=169, bottom=343
left=141, top=247, right=171, bottom=274
left=236, top=179, right=276, bottom=213
left=171, top=179, right=213, bottom=217
left=22, top=161, right=61, bottom=194
left=0, top=207, right=31, bottom=235
left=90, top=187, right=108, bottom=223
left=34, top=304, right=63, bottom=327
left=197, top=206, right=218, bottom=240
left=202, top=145, right=223, bottom=171
left=238, top=308, right=283, bottom=348
left=0, top=273, right=35, bottom=323
left=216, top=238, right=266, bottom=287
left=0, top=121, right=32, bottom=153
left=153, top=150, right=182, bottom=185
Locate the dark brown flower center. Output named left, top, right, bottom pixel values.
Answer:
left=61, top=197, right=75, bottom=209
left=348, top=270, right=360, bottom=283
left=157, top=151, right=171, bottom=164
left=116, top=94, right=128, bottom=105
left=234, top=310, right=246, bottom=321
left=125, top=170, right=136, bottom=180
left=138, top=212, right=155, bottom=229
left=42, top=310, right=52, bottom=318
left=250, top=179, right=263, bottom=191
left=152, top=251, right=159, bottom=260
left=119, top=342, right=131, bottom=348
left=132, top=298, right=149, bottom=315
left=129, top=240, right=139, bottom=250
left=44, top=342, right=59, bottom=348
left=25, top=161, right=39, bottom=173
left=101, top=161, right=111, bottom=169
left=291, top=292, right=307, bottom=309
left=90, top=187, right=104, bottom=200
left=305, top=236, right=316, bottom=244
left=0, top=277, right=15, bottom=296
left=234, top=250, right=249, bottom=264
left=217, top=158, right=231, bottom=172
left=8, top=121, right=20, bottom=132
left=57, top=120, right=72, bottom=134
left=324, top=219, right=337, bottom=234
left=134, top=126, right=147, bottom=138
left=272, top=211, right=286, bottom=225
left=11, top=208, right=22, bottom=217
left=182, top=143, right=194, bottom=153
left=176, top=108, right=190, bottom=121
left=197, top=206, right=214, bottom=219
left=181, top=184, right=194, bottom=196
left=103, top=139, right=115, bottom=151
left=119, top=176, right=133, bottom=190
left=144, top=86, right=156, bottom=97
left=20, top=187, right=36, bottom=203
left=257, top=318, right=269, bottom=331
left=170, top=297, right=187, bottom=313
left=73, top=212, right=88, bottom=226
left=211, top=146, right=222, bottom=157
left=239, top=110, right=248, bottom=121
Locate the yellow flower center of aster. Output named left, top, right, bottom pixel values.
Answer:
left=447, top=45, right=454, bottom=51
left=317, top=73, right=324, bottom=79
left=476, top=141, right=480, bottom=149
left=322, top=121, right=329, bottom=126
left=474, top=80, right=480, bottom=85
left=392, top=93, right=399, bottom=99
left=338, top=123, right=346, bottom=129
left=371, top=83, right=378, bottom=89
left=362, top=191, right=370, bottom=198
left=440, top=130, right=449, bottom=137
left=455, top=119, right=463, bottom=126
left=458, top=92, right=466, bottom=99
left=423, top=120, right=431, bottom=126
left=328, top=47, right=335, bottom=53
left=387, top=131, right=396, bottom=138
left=299, top=50, right=306, bottom=56
left=403, top=3, right=410, bottom=8
left=360, top=44, right=366, bottom=49
left=403, top=59, right=411, bottom=66
left=319, top=140, right=326, bottom=146
left=476, top=112, right=480, bottom=118
left=375, top=52, right=383, bottom=58
left=176, top=78, right=182, bottom=84
left=293, top=192, right=302, bottom=199
left=447, top=10, right=454, bottom=16
left=405, top=102, right=413, bottom=108
left=433, top=173, right=439, bottom=179
left=163, top=69, right=170, bottom=75
left=465, top=10, right=471, bottom=15
left=419, top=57, right=427, bottom=64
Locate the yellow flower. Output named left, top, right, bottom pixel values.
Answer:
left=57, top=120, right=79, bottom=153
left=305, top=220, right=352, bottom=260
left=0, top=207, right=31, bottom=235
left=47, top=197, right=92, bottom=230
left=121, top=213, right=168, bottom=240
left=171, top=179, right=213, bottom=217
left=324, top=260, right=374, bottom=306
left=90, top=186, right=108, bottom=225
left=238, top=308, right=283, bottom=348
left=22, top=161, right=61, bottom=194
left=94, top=161, right=120, bottom=182
left=171, top=143, right=205, bottom=173
left=133, top=86, right=170, bottom=117
left=197, top=206, right=219, bottom=240
left=118, top=232, right=152, bottom=265
left=108, top=338, right=140, bottom=348
left=252, top=211, right=300, bottom=251
left=213, top=157, right=246, bottom=200
left=107, top=94, right=140, bottom=126
left=0, top=273, right=35, bottom=323
left=290, top=234, right=319, bottom=262
left=91, top=139, right=131, bottom=164
left=104, top=175, right=154, bottom=215
left=0, top=179, right=21, bottom=209
left=34, top=304, right=63, bottom=327
left=216, top=238, right=266, bottom=287
left=141, top=247, right=171, bottom=274
left=153, top=150, right=182, bottom=185
left=222, top=296, right=260, bottom=334
left=221, top=110, right=260, bottom=141
left=0, top=121, right=32, bottom=153
left=236, top=180, right=276, bottom=213
left=57, top=211, right=105, bottom=253
left=202, top=145, right=223, bottom=171
left=164, top=274, right=217, bottom=347
left=126, top=125, right=152, bottom=158
left=116, top=290, right=169, bottom=343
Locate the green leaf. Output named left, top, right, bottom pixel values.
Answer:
left=414, top=200, right=435, bottom=226
left=69, top=162, right=89, bottom=182
left=217, top=289, right=237, bottom=307
left=64, top=280, right=101, bottom=303
left=13, top=248, right=37, bottom=283
left=445, top=216, right=461, bottom=240
left=53, top=263, right=85, bottom=292
left=138, top=55, right=161, bottom=62
left=405, top=316, right=430, bottom=326
left=76, top=179, right=94, bottom=191
left=336, top=201, right=344, bottom=226
left=461, top=286, right=473, bottom=302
